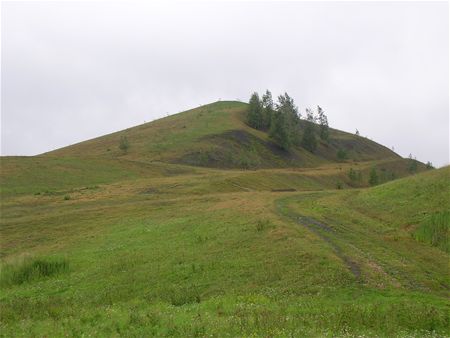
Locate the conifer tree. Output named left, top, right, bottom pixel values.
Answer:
left=369, top=167, right=379, bottom=186
left=317, top=105, right=329, bottom=142
left=261, top=90, right=274, bottom=130
left=277, top=92, right=300, bottom=125
left=269, top=110, right=291, bottom=151
left=301, top=108, right=317, bottom=152
left=247, top=92, right=263, bottom=129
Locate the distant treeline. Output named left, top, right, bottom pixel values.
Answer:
left=246, top=90, right=329, bottom=152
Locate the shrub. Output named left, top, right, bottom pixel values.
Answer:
left=348, top=168, right=357, bottom=181
left=119, top=136, right=129, bottom=153
left=407, top=154, right=418, bottom=173
left=165, top=285, right=201, bottom=306
left=256, top=219, right=272, bottom=232
left=337, top=149, right=347, bottom=161
left=369, top=167, right=379, bottom=186
left=64, top=195, right=71, bottom=200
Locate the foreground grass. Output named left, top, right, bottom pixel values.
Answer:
left=0, top=158, right=448, bottom=336
left=1, top=288, right=448, bottom=337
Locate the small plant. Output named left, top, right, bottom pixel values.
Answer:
left=336, top=181, right=343, bottom=189
left=166, top=285, right=201, bottom=306
left=256, top=219, right=272, bottom=232
left=64, top=195, right=71, bottom=200
left=348, top=168, right=362, bottom=185
left=348, top=168, right=357, bottom=181
left=369, top=167, right=379, bottom=186
left=337, top=149, right=347, bottom=161
left=407, top=154, right=418, bottom=173
left=119, top=135, right=129, bottom=153
left=256, top=221, right=264, bottom=232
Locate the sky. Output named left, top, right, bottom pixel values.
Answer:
left=1, top=1, right=449, bottom=167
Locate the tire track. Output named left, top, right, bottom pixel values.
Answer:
left=296, top=215, right=361, bottom=279
left=276, top=195, right=362, bottom=280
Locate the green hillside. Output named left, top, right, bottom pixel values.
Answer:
left=0, top=102, right=447, bottom=337
left=44, top=101, right=404, bottom=169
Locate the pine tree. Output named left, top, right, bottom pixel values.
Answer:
left=247, top=92, right=263, bottom=129
left=277, top=92, right=300, bottom=125
left=269, top=110, right=291, bottom=151
left=301, top=108, right=317, bottom=152
left=261, top=90, right=274, bottom=130
left=369, top=167, right=379, bottom=186
left=408, top=154, right=418, bottom=173
left=276, top=92, right=300, bottom=145
left=317, top=106, right=329, bottom=142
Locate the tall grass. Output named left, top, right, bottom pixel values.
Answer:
left=413, top=211, right=449, bottom=253
left=0, top=257, right=69, bottom=287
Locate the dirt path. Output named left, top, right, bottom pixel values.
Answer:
left=296, top=215, right=361, bottom=279
left=276, top=197, right=361, bottom=279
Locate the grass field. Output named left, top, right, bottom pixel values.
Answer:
left=0, top=102, right=448, bottom=337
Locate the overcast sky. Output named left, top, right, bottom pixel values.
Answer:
left=1, top=1, right=449, bottom=167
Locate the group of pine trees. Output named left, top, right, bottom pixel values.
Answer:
left=247, top=90, right=329, bottom=152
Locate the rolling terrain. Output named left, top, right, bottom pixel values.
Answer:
left=0, top=101, right=447, bottom=337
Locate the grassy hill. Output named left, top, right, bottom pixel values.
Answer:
left=0, top=102, right=447, bottom=337
left=44, top=101, right=404, bottom=168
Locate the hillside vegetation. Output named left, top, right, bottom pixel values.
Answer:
left=45, top=101, right=405, bottom=169
left=0, top=101, right=447, bottom=337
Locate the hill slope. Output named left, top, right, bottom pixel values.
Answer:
left=0, top=102, right=446, bottom=337
left=279, top=166, right=450, bottom=292
left=45, top=101, right=404, bottom=169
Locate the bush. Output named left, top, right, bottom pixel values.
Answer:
left=369, top=167, right=379, bottom=186
left=337, top=149, right=347, bottom=161
left=348, top=168, right=357, bottom=181
left=165, top=285, right=201, bottom=306
left=119, top=136, right=130, bottom=153
left=64, top=195, right=71, bottom=200
left=407, top=154, right=418, bottom=173
left=256, top=220, right=267, bottom=232
left=0, top=257, right=69, bottom=287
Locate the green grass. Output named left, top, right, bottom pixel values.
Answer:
left=0, top=257, right=69, bottom=287
left=0, top=102, right=447, bottom=337
left=42, top=101, right=409, bottom=169
left=413, top=211, right=449, bottom=253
